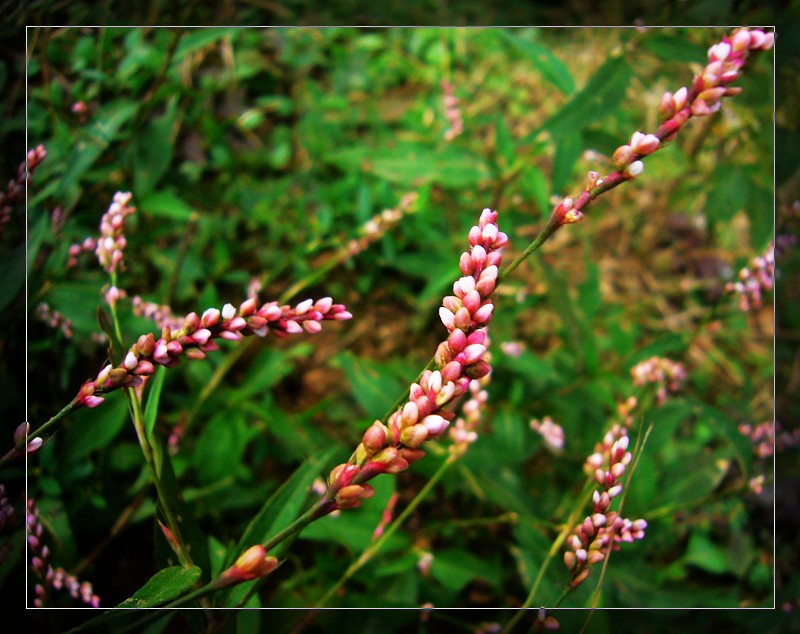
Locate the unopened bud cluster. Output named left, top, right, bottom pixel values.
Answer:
left=92, top=192, right=136, bottom=273
left=28, top=499, right=100, bottom=608
left=565, top=427, right=646, bottom=589
left=322, top=209, right=507, bottom=512
left=630, top=356, right=687, bottom=404
left=132, top=295, right=185, bottom=330
left=35, top=302, right=74, bottom=338
left=725, top=242, right=776, bottom=312
left=441, top=80, right=464, bottom=141
left=76, top=296, right=351, bottom=409
left=0, top=145, right=47, bottom=233
left=347, top=192, right=418, bottom=257
left=449, top=353, right=491, bottom=456
left=739, top=421, right=800, bottom=458
left=530, top=416, right=565, bottom=452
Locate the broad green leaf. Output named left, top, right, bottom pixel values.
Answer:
left=682, top=533, right=732, bottom=576
left=551, top=129, right=583, bottom=197
left=193, top=410, right=249, bottom=486
left=61, top=395, right=129, bottom=462
left=116, top=565, right=201, bottom=608
left=429, top=548, right=503, bottom=592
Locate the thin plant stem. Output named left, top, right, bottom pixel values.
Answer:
left=314, top=453, right=457, bottom=608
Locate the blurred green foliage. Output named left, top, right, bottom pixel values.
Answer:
left=1, top=21, right=793, bottom=633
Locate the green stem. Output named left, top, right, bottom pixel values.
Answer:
left=501, top=478, right=595, bottom=634
left=314, top=453, right=457, bottom=609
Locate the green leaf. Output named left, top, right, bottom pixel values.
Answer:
left=331, top=351, right=408, bottom=420
left=193, top=410, right=249, bottom=485
left=153, top=441, right=211, bottom=580
left=62, top=395, right=130, bottom=462
left=518, top=165, right=551, bottom=218
left=530, top=55, right=632, bottom=142
left=642, top=33, right=708, bottom=64
left=430, top=549, right=503, bottom=592
left=551, top=130, right=583, bottom=198
left=140, top=191, right=196, bottom=220
left=495, top=114, right=516, bottom=169
left=56, top=101, right=139, bottom=199
left=144, top=366, right=167, bottom=439
left=232, top=448, right=336, bottom=566
left=174, top=28, right=240, bottom=59
left=497, top=30, right=575, bottom=95
left=133, top=97, right=179, bottom=197
left=682, top=533, right=731, bottom=576
left=116, top=565, right=202, bottom=608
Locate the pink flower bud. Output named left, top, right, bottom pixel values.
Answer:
left=708, top=41, right=731, bottom=62
left=193, top=328, right=212, bottom=345
left=731, top=30, right=751, bottom=51
left=459, top=252, right=475, bottom=276
left=295, top=298, right=314, bottom=314
left=239, top=298, right=257, bottom=316
left=447, top=328, right=467, bottom=353
left=453, top=306, right=472, bottom=330
left=612, top=144, right=634, bottom=168
left=284, top=320, right=303, bottom=334
left=471, top=244, right=487, bottom=268
left=462, top=289, right=481, bottom=315
left=462, top=343, right=487, bottom=365
left=124, top=351, right=138, bottom=370
left=624, top=161, right=644, bottom=177
left=439, top=307, right=455, bottom=330
left=315, top=297, right=333, bottom=313
left=303, top=320, right=322, bottom=333
left=468, top=225, right=482, bottom=246
left=400, top=424, right=429, bottom=448
left=442, top=360, right=463, bottom=383
left=401, top=401, right=420, bottom=426
left=471, top=303, right=494, bottom=326
left=422, top=414, right=449, bottom=436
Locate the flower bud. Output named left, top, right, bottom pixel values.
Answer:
left=612, top=144, right=634, bottom=168
left=400, top=424, right=429, bottom=448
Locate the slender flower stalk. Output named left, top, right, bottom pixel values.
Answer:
left=502, top=28, right=774, bottom=282
left=565, top=427, right=646, bottom=590
left=75, top=296, right=352, bottom=409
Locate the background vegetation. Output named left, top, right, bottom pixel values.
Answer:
left=0, top=8, right=796, bottom=633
